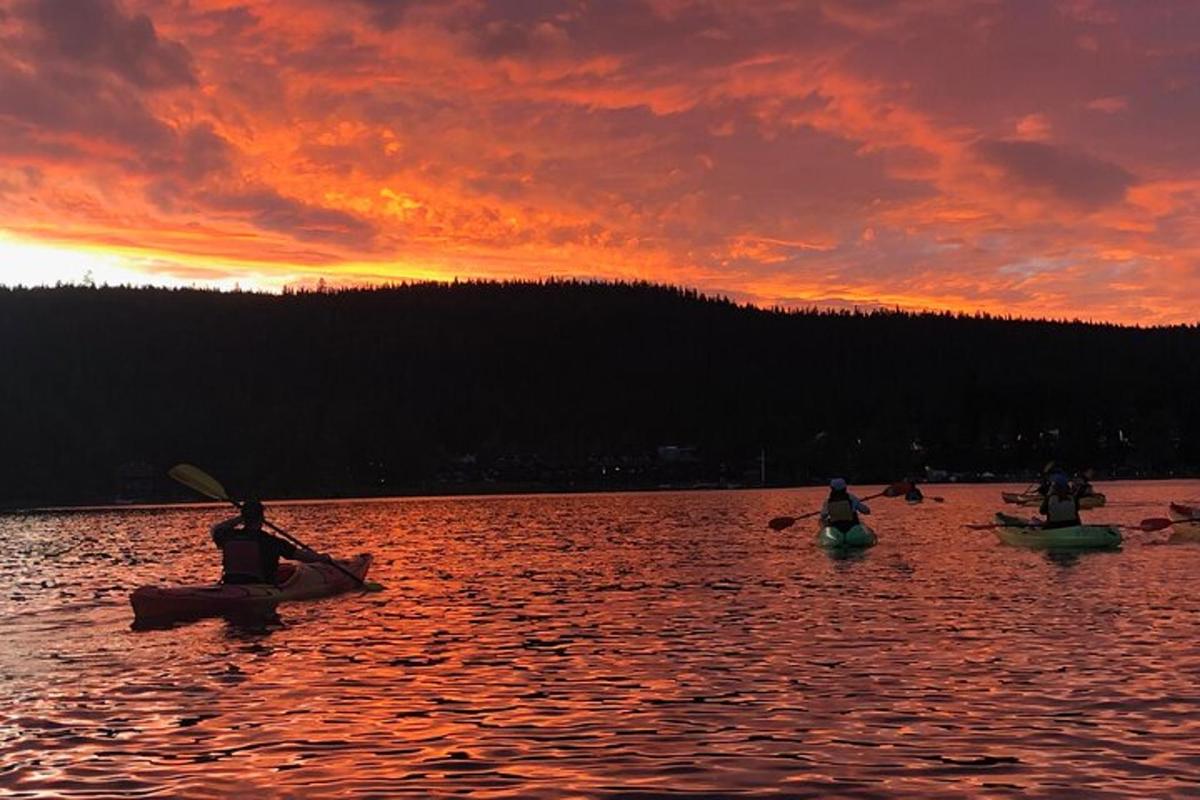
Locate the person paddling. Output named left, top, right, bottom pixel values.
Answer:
left=1072, top=469, right=1096, bottom=500
left=904, top=478, right=924, bottom=503
left=821, top=478, right=872, bottom=532
left=1038, top=473, right=1080, bottom=529
left=212, top=499, right=332, bottom=584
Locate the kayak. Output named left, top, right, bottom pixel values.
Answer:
left=130, top=554, right=372, bottom=622
left=817, top=523, right=877, bottom=548
left=993, top=513, right=1120, bottom=549
left=1169, top=502, right=1200, bottom=541
left=1001, top=491, right=1033, bottom=504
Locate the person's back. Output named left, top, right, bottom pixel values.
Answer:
left=211, top=500, right=297, bottom=584
left=821, top=478, right=869, bottom=532
left=1040, top=476, right=1080, bottom=529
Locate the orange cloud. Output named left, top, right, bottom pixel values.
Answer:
left=0, top=0, right=1198, bottom=323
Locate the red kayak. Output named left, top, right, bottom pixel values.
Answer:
left=130, top=554, right=373, bottom=622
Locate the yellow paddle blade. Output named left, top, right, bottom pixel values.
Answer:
left=168, top=463, right=230, bottom=502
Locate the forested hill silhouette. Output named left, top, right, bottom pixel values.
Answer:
left=2, top=280, right=1198, bottom=507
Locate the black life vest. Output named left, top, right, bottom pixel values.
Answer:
left=826, top=489, right=858, bottom=525
left=221, top=531, right=268, bottom=583
left=1044, top=492, right=1080, bottom=528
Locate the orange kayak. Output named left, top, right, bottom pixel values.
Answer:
left=130, top=554, right=372, bottom=622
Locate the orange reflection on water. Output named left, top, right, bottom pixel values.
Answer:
left=1, top=483, right=1200, bottom=796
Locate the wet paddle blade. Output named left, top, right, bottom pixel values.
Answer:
left=168, top=463, right=231, bottom=502
left=768, top=516, right=796, bottom=531
left=1139, top=517, right=1174, bottom=532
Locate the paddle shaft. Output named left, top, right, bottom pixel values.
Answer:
left=262, top=512, right=366, bottom=587
left=774, top=487, right=895, bottom=528
left=968, top=520, right=1129, bottom=531
left=220, top=497, right=367, bottom=588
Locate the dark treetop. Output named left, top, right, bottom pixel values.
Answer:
left=2, top=280, right=1197, bottom=507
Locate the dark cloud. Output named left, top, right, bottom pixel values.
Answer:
left=29, top=0, right=195, bottom=89
left=352, top=0, right=428, bottom=31
left=206, top=186, right=378, bottom=245
left=178, top=123, right=234, bottom=180
left=138, top=122, right=235, bottom=184
left=974, top=139, right=1136, bottom=209
left=0, top=59, right=235, bottom=183
left=0, top=61, right=177, bottom=152
left=195, top=4, right=259, bottom=39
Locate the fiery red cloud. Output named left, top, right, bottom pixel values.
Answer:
left=1, top=0, right=1198, bottom=323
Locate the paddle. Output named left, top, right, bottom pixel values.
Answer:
left=169, top=463, right=383, bottom=592
left=1137, top=516, right=1200, bottom=533
left=768, top=481, right=910, bottom=531
left=1019, top=460, right=1057, bottom=496
left=965, top=520, right=1039, bottom=530
left=967, top=517, right=1136, bottom=532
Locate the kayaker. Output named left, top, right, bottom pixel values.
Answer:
left=821, top=478, right=871, bottom=532
left=904, top=479, right=924, bottom=503
left=211, top=499, right=332, bottom=584
left=1072, top=469, right=1096, bottom=500
left=1038, top=474, right=1081, bottom=529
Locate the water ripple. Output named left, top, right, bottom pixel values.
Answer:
left=2, top=481, right=1200, bottom=796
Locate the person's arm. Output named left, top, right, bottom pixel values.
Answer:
left=819, top=499, right=830, bottom=523
left=850, top=493, right=871, bottom=515
left=271, top=534, right=331, bottom=564
left=293, top=548, right=333, bottom=564
left=211, top=516, right=240, bottom=546
left=1039, top=496, right=1050, bottom=516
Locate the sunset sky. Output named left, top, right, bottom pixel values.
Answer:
left=1, top=0, right=1198, bottom=323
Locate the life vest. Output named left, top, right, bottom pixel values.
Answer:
left=221, top=532, right=267, bottom=582
left=826, top=494, right=857, bottom=525
left=1044, top=493, right=1080, bottom=526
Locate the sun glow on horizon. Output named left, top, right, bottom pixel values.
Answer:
left=0, top=234, right=263, bottom=291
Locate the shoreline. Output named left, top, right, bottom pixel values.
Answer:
left=5, top=475, right=1199, bottom=515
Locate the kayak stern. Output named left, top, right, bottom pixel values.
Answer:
left=817, top=523, right=877, bottom=549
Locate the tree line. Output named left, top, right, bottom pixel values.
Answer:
left=2, top=280, right=1197, bottom=506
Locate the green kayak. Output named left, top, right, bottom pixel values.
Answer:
left=993, top=513, right=1120, bottom=549
left=817, top=523, right=877, bottom=548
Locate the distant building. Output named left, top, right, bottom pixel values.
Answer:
left=656, top=445, right=697, bottom=463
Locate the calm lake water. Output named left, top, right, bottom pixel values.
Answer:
left=2, top=481, right=1200, bottom=798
